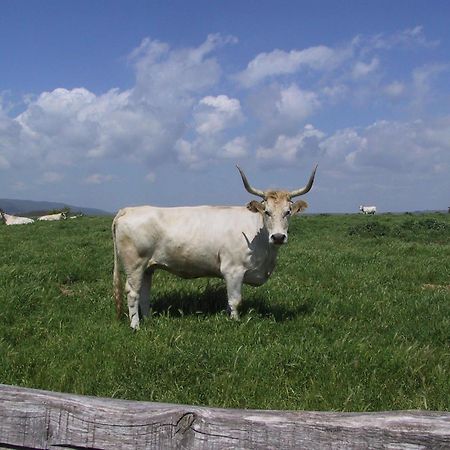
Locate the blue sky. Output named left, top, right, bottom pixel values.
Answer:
left=1, top=0, right=449, bottom=213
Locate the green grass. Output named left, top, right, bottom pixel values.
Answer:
left=0, top=213, right=449, bottom=411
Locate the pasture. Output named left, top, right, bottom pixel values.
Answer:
left=0, top=213, right=449, bottom=412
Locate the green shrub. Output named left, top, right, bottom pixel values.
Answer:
left=393, top=218, right=449, bottom=243
left=348, top=221, right=389, bottom=238
left=403, top=218, right=447, bottom=231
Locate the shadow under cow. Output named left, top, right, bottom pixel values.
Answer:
left=147, top=284, right=313, bottom=322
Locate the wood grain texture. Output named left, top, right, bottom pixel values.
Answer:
left=0, top=384, right=449, bottom=449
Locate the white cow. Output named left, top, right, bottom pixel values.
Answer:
left=113, top=165, right=317, bottom=329
left=0, top=210, right=34, bottom=225
left=37, top=212, right=67, bottom=221
left=359, top=205, right=376, bottom=215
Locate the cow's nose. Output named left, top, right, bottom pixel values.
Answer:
left=271, top=233, right=286, bottom=245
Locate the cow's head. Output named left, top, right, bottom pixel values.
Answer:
left=237, top=165, right=317, bottom=245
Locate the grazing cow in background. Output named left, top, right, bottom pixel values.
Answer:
left=113, top=165, right=317, bottom=329
left=37, top=212, right=67, bottom=221
left=0, top=210, right=34, bottom=225
left=359, top=205, right=376, bottom=215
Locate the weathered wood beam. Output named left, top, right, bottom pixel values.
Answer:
left=0, top=384, right=449, bottom=449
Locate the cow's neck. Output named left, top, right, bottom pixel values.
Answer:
left=254, top=222, right=281, bottom=259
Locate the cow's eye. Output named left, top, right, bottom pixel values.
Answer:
left=284, top=210, right=291, bottom=218
left=264, top=210, right=272, bottom=217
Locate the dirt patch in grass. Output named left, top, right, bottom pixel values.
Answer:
left=422, top=283, right=450, bottom=292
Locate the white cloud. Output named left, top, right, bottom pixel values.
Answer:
left=352, top=57, right=379, bottom=79
left=130, top=34, right=235, bottom=108
left=175, top=138, right=199, bottom=168
left=276, top=84, right=320, bottom=121
left=0, top=112, right=23, bottom=169
left=173, top=94, right=245, bottom=168
left=194, top=95, right=243, bottom=135
left=321, top=84, right=349, bottom=102
left=1, top=35, right=237, bottom=174
left=383, top=81, right=405, bottom=98
left=235, top=45, right=350, bottom=87
left=221, top=136, right=248, bottom=158
left=254, top=117, right=450, bottom=182
left=175, top=133, right=248, bottom=169
left=368, top=26, right=439, bottom=50
left=246, top=83, right=321, bottom=141
left=235, top=26, right=437, bottom=90
left=411, top=63, right=449, bottom=105
left=256, top=124, right=325, bottom=164
left=320, top=128, right=367, bottom=163
left=83, top=173, right=113, bottom=184
left=16, top=88, right=100, bottom=166
left=320, top=118, right=450, bottom=174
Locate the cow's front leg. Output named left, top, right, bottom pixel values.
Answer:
left=138, top=269, right=153, bottom=319
left=224, top=271, right=244, bottom=320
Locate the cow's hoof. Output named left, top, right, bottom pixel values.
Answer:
left=227, top=305, right=240, bottom=320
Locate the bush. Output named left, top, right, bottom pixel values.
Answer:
left=413, top=218, right=447, bottom=231
left=348, top=217, right=449, bottom=243
left=348, top=221, right=389, bottom=238
left=393, top=218, right=448, bottom=239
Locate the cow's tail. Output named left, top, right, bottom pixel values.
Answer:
left=112, top=213, right=123, bottom=320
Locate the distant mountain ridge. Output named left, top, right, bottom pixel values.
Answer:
left=0, top=198, right=112, bottom=216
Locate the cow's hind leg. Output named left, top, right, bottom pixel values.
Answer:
left=138, top=269, right=153, bottom=319
left=224, top=271, right=244, bottom=320
left=125, top=265, right=146, bottom=330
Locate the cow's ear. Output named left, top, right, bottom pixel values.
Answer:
left=247, top=200, right=265, bottom=214
left=291, top=200, right=308, bottom=214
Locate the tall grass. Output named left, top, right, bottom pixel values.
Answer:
left=0, top=213, right=449, bottom=411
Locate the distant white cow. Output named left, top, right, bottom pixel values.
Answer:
left=359, top=205, right=376, bottom=215
left=0, top=210, right=34, bottom=225
left=113, top=165, right=317, bottom=329
left=37, top=212, right=67, bottom=221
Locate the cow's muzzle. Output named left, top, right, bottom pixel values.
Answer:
left=270, top=233, right=287, bottom=245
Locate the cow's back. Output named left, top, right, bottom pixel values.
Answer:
left=113, top=205, right=261, bottom=279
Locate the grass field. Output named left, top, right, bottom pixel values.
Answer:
left=0, top=213, right=449, bottom=412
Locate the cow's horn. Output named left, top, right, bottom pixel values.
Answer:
left=236, top=166, right=265, bottom=198
left=289, top=164, right=318, bottom=198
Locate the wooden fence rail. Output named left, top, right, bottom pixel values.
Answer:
left=0, top=384, right=449, bottom=449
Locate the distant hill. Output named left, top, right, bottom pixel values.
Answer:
left=0, top=198, right=112, bottom=217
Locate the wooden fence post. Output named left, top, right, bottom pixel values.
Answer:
left=1, top=384, right=449, bottom=449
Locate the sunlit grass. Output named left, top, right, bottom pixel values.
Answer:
left=0, top=213, right=449, bottom=411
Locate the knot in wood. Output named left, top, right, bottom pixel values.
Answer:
left=175, top=412, right=196, bottom=435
